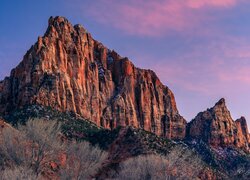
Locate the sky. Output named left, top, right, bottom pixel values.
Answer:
left=1, top=0, right=250, bottom=126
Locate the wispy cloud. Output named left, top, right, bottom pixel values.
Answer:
left=187, top=0, right=237, bottom=8
left=129, top=35, right=250, bottom=96
left=83, top=0, right=246, bottom=36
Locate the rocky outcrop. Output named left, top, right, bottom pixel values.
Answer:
left=187, top=98, right=250, bottom=152
left=0, top=16, right=186, bottom=139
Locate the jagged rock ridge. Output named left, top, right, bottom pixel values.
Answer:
left=0, top=16, right=186, bottom=139
left=187, top=98, right=250, bottom=152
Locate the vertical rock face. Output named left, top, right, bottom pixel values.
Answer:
left=0, top=16, right=186, bottom=139
left=187, top=98, right=250, bottom=152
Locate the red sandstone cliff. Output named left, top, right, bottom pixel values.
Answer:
left=0, top=16, right=186, bottom=139
left=187, top=98, right=250, bottom=152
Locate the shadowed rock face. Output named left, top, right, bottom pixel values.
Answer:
left=0, top=16, right=186, bottom=139
left=187, top=98, right=250, bottom=152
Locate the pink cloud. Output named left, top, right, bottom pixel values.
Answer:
left=84, top=0, right=245, bottom=36
left=128, top=35, right=250, bottom=97
left=187, top=0, right=237, bottom=8
left=224, top=39, right=250, bottom=57
left=218, top=67, right=250, bottom=84
left=87, top=0, right=190, bottom=36
left=154, top=64, right=213, bottom=95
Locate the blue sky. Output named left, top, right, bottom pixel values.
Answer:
left=1, top=0, right=250, bottom=127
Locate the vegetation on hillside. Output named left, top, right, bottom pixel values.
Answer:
left=0, top=119, right=107, bottom=179
left=0, top=118, right=210, bottom=180
left=1, top=106, right=249, bottom=179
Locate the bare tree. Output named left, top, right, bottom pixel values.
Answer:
left=0, top=119, right=63, bottom=177
left=0, top=127, right=27, bottom=167
left=0, top=119, right=108, bottom=179
left=165, top=146, right=205, bottom=179
left=60, top=141, right=108, bottom=180
left=116, top=145, right=205, bottom=180
left=117, top=154, right=167, bottom=180
left=18, top=119, right=63, bottom=175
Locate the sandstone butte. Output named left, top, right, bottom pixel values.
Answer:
left=0, top=16, right=249, bottom=151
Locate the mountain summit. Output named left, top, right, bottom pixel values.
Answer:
left=0, top=16, right=186, bottom=139
left=187, top=98, right=250, bottom=152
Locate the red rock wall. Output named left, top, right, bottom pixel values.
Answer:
left=0, top=16, right=186, bottom=140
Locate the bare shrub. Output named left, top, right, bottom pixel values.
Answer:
left=165, top=146, right=205, bottom=179
left=18, top=119, right=63, bottom=175
left=0, top=127, right=29, bottom=168
left=0, top=119, right=63, bottom=177
left=0, top=165, right=38, bottom=180
left=117, top=154, right=167, bottom=180
left=60, top=141, right=108, bottom=180
left=117, top=146, right=205, bottom=180
left=0, top=119, right=108, bottom=179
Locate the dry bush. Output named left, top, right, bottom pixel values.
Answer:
left=60, top=141, right=108, bottom=180
left=165, top=146, right=205, bottom=179
left=0, top=165, right=38, bottom=180
left=117, top=154, right=167, bottom=180
left=0, top=119, right=108, bottom=179
left=18, top=120, right=63, bottom=175
left=0, top=119, right=63, bottom=177
left=0, top=127, right=27, bottom=167
left=117, top=146, right=205, bottom=180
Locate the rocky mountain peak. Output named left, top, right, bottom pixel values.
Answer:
left=236, top=116, right=247, bottom=124
left=210, top=98, right=233, bottom=123
left=46, top=16, right=73, bottom=36
left=0, top=16, right=186, bottom=140
left=188, top=98, right=250, bottom=152
left=236, top=117, right=250, bottom=141
left=49, top=16, right=69, bottom=25
left=215, top=98, right=226, bottom=107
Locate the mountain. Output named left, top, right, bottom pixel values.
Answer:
left=187, top=98, right=250, bottom=152
left=0, top=16, right=186, bottom=140
left=0, top=16, right=250, bottom=179
left=0, top=16, right=250, bottom=149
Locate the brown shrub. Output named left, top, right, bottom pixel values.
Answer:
left=0, top=165, right=39, bottom=180
left=116, top=145, right=205, bottom=180
left=59, top=141, right=108, bottom=179
left=0, top=119, right=63, bottom=177
left=0, top=119, right=108, bottom=179
left=117, top=154, right=167, bottom=180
